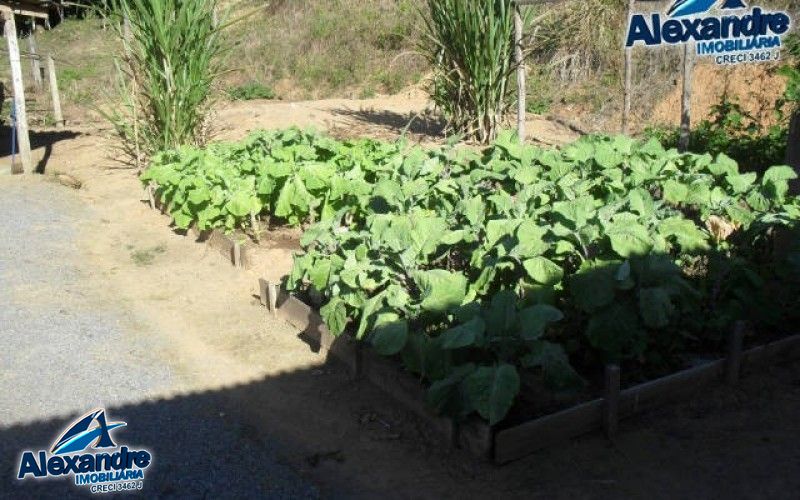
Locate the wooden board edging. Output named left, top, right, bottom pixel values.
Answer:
left=267, top=283, right=800, bottom=464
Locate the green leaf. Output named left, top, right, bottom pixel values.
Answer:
left=517, top=305, right=563, bottom=341
left=513, top=220, right=549, bottom=258
left=606, top=220, right=652, bottom=258
left=553, top=196, right=596, bottom=228
left=463, top=196, right=486, bottom=226
left=708, top=153, right=738, bottom=177
left=570, top=260, right=617, bottom=313
left=521, top=341, right=583, bottom=390
left=440, top=317, right=486, bottom=349
left=308, top=258, right=332, bottom=290
left=426, top=364, right=475, bottom=416
left=762, top=165, right=798, bottom=201
left=371, top=313, right=409, bottom=355
left=639, top=287, right=674, bottom=329
left=522, top=257, right=564, bottom=286
left=586, top=302, right=645, bottom=362
left=463, top=364, right=520, bottom=425
left=726, top=172, right=757, bottom=194
left=663, top=179, right=689, bottom=204
left=485, top=290, right=518, bottom=334
left=320, top=298, right=348, bottom=336
left=657, top=217, right=710, bottom=253
left=413, top=270, right=468, bottom=314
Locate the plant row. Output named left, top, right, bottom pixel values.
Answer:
left=142, top=128, right=800, bottom=426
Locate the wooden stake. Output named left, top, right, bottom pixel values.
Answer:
left=514, top=4, right=526, bottom=142
left=678, top=42, right=695, bottom=152
left=27, top=25, right=42, bottom=89
left=725, top=321, right=746, bottom=386
left=46, top=54, right=64, bottom=128
left=267, top=282, right=278, bottom=317
left=4, top=10, right=33, bottom=174
left=232, top=241, right=242, bottom=268
left=621, top=0, right=635, bottom=134
left=604, top=364, right=621, bottom=439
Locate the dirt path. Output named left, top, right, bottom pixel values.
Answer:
left=1, top=96, right=799, bottom=498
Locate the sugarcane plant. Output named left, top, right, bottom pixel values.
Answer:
left=421, top=0, right=519, bottom=143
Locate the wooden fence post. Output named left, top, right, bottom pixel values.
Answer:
left=46, top=54, right=64, bottom=128
left=725, top=322, right=746, bottom=386
left=622, top=0, right=635, bottom=134
left=27, top=25, right=42, bottom=89
left=604, top=364, right=621, bottom=438
left=4, top=9, right=33, bottom=174
left=514, top=4, right=526, bottom=142
left=678, top=42, right=695, bottom=152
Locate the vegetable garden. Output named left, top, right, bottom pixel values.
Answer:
left=142, top=128, right=800, bottom=427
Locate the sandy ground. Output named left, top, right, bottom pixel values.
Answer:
left=1, top=95, right=799, bottom=499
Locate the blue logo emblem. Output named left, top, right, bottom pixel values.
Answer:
left=668, top=0, right=748, bottom=18
left=51, top=409, right=127, bottom=455
left=17, top=408, right=152, bottom=494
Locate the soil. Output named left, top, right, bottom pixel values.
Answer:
left=2, top=94, right=799, bottom=498
left=649, top=61, right=789, bottom=130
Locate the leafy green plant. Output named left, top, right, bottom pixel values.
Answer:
left=143, top=127, right=800, bottom=426
left=226, top=82, right=276, bottom=101
left=285, top=131, right=800, bottom=425
left=103, top=0, right=227, bottom=159
left=421, top=0, right=518, bottom=143
left=645, top=96, right=788, bottom=174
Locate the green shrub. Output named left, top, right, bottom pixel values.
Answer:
left=645, top=96, right=788, bottom=174
left=226, top=82, right=276, bottom=101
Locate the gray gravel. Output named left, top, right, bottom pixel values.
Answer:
left=0, top=178, right=318, bottom=499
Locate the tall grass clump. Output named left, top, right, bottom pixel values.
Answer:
left=422, top=0, right=517, bottom=143
left=104, top=0, right=225, bottom=162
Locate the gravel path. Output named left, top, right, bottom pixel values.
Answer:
left=0, top=178, right=318, bottom=499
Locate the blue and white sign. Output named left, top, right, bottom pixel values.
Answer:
left=16, top=409, right=153, bottom=494
left=625, top=0, right=793, bottom=65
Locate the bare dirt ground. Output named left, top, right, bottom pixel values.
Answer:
left=2, top=95, right=799, bottom=499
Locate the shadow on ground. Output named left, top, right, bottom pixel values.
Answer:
left=0, top=125, right=82, bottom=174
left=329, top=107, right=445, bottom=139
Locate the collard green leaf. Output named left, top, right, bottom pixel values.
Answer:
left=657, top=217, right=710, bottom=253
left=440, top=317, right=486, bottom=349
left=517, top=305, right=563, bottom=341
left=371, top=313, right=409, bottom=355
left=522, top=341, right=583, bottom=390
left=522, top=257, right=564, bottom=286
left=570, top=260, right=617, bottom=313
left=413, top=270, right=468, bottom=314
left=606, top=220, right=653, bottom=258
left=463, top=364, right=520, bottom=426
left=586, top=302, right=646, bottom=362
left=320, top=297, right=348, bottom=336
left=638, top=287, right=675, bottom=329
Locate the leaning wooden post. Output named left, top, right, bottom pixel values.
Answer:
left=621, top=0, right=635, bottom=134
left=603, top=364, right=621, bottom=439
left=514, top=3, right=526, bottom=142
left=46, top=54, right=64, bottom=128
left=27, top=24, right=43, bottom=89
left=4, top=9, right=33, bottom=174
left=678, top=42, right=695, bottom=152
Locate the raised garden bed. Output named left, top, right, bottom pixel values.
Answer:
left=147, top=185, right=255, bottom=269
left=262, top=281, right=800, bottom=464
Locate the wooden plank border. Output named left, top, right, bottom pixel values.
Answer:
left=147, top=187, right=253, bottom=269
left=268, top=284, right=800, bottom=464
